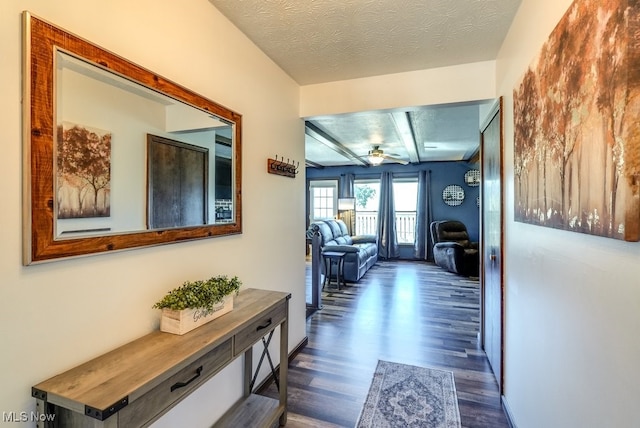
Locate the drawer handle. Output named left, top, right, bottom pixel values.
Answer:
left=256, top=318, right=272, bottom=331
left=170, top=365, right=203, bottom=392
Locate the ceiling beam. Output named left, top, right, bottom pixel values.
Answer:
left=305, top=123, right=369, bottom=167
left=390, top=112, right=420, bottom=164
left=305, top=159, right=324, bottom=168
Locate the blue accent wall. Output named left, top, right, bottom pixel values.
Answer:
left=307, top=161, right=480, bottom=258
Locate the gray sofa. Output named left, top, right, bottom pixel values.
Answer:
left=308, top=219, right=378, bottom=282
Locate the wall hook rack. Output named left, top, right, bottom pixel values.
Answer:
left=267, top=155, right=298, bottom=178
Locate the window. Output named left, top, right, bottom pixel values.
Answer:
left=393, top=178, right=418, bottom=244
left=354, top=180, right=380, bottom=235
left=309, top=180, right=338, bottom=220
left=354, top=178, right=418, bottom=243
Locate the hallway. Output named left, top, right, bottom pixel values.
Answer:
left=260, top=260, right=509, bottom=427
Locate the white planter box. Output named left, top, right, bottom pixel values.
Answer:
left=160, top=295, right=234, bottom=335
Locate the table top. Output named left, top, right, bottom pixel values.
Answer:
left=32, top=288, right=290, bottom=411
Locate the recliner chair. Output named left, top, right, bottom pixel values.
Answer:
left=430, top=220, right=479, bottom=277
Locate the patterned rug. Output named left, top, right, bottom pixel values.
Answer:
left=356, top=360, right=461, bottom=428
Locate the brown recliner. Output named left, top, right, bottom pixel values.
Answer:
left=430, top=220, right=479, bottom=277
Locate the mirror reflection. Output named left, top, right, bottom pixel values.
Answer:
left=23, top=11, right=242, bottom=264
left=54, top=51, right=234, bottom=239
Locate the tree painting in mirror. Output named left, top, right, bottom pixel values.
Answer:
left=23, top=12, right=242, bottom=264
left=57, top=122, right=111, bottom=220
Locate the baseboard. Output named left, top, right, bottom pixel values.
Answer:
left=254, top=336, right=308, bottom=393
left=287, top=336, right=309, bottom=362
left=501, top=395, right=518, bottom=428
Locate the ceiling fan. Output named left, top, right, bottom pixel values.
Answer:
left=360, top=145, right=408, bottom=166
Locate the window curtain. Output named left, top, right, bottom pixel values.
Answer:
left=377, top=171, right=399, bottom=259
left=414, top=170, right=434, bottom=261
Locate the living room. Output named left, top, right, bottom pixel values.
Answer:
left=2, top=1, right=639, bottom=427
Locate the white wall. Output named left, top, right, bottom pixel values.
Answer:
left=0, top=1, right=305, bottom=427
left=497, top=0, right=640, bottom=426
left=58, top=65, right=166, bottom=234
left=300, top=60, right=496, bottom=117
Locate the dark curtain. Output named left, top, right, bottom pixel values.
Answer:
left=414, top=170, right=434, bottom=261
left=377, top=171, right=399, bottom=259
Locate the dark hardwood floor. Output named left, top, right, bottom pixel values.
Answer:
left=259, top=260, right=510, bottom=427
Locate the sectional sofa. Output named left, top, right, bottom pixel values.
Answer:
left=307, top=219, right=378, bottom=282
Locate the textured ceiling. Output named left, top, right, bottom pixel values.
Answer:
left=208, top=0, right=520, bottom=166
left=209, top=0, right=522, bottom=85
left=305, top=101, right=494, bottom=166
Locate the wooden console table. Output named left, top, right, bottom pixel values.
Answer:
left=32, top=288, right=291, bottom=427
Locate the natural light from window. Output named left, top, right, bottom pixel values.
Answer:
left=393, top=180, right=418, bottom=244
left=310, top=180, right=337, bottom=220
left=354, top=181, right=379, bottom=235
left=353, top=179, right=418, bottom=244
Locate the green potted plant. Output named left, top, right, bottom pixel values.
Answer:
left=153, top=275, right=241, bottom=335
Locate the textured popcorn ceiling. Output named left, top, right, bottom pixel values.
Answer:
left=209, top=0, right=521, bottom=166
left=210, top=0, right=522, bottom=85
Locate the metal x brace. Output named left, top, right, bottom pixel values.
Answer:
left=250, top=329, right=279, bottom=392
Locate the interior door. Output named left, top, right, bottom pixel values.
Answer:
left=480, top=98, right=504, bottom=391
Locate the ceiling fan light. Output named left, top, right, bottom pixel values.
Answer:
left=368, top=155, right=384, bottom=165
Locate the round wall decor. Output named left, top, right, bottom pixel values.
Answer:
left=442, top=185, right=465, bottom=206
left=464, top=169, right=480, bottom=187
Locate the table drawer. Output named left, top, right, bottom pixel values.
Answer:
left=118, top=338, right=232, bottom=427
left=233, top=301, right=286, bottom=356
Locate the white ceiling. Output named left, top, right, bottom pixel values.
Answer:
left=209, top=0, right=521, bottom=166
left=304, top=101, right=495, bottom=166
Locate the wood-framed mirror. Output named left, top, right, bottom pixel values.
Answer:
left=22, top=12, right=242, bottom=264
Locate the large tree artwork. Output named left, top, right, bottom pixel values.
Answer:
left=56, top=123, right=111, bottom=219
left=514, top=0, right=640, bottom=241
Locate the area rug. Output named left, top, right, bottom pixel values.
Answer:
left=356, top=360, right=461, bottom=428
